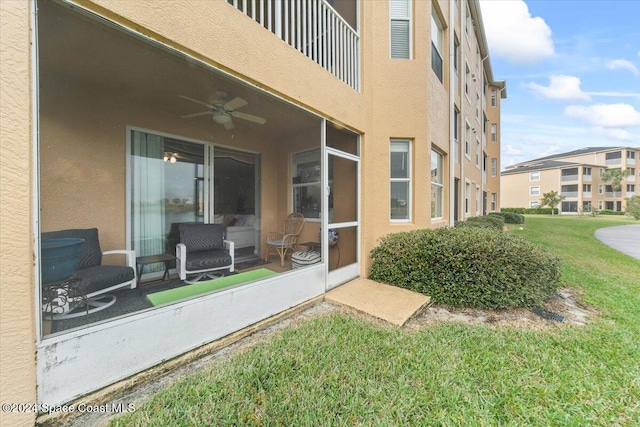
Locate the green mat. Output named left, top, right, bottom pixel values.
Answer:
left=146, top=268, right=278, bottom=306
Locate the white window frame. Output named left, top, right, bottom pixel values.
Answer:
left=530, top=200, right=540, bottom=208
left=431, top=8, right=444, bottom=82
left=491, top=89, right=497, bottom=107
left=475, top=139, right=480, bottom=168
left=530, top=171, right=540, bottom=181
left=431, top=148, right=444, bottom=219
left=475, top=185, right=481, bottom=215
left=464, top=122, right=471, bottom=159
left=465, top=181, right=471, bottom=216
left=529, top=186, right=540, bottom=196
left=490, top=123, right=497, bottom=142
left=491, top=158, right=497, bottom=177
left=390, top=0, right=412, bottom=59
left=390, top=139, right=412, bottom=222
left=491, top=193, right=497, bottom=211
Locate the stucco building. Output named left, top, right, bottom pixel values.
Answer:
left=1, top=1, right=505, bottom=424
left=501, top=147, right=640, bottom=213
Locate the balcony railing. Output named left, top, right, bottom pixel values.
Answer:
left=626, top=158, right=636, bottom=165
left=606, top=158, right=621, bottom=165
left=228, top=0, right=360, bottom=90
left=583, top=174, right=592, bottom=182
left=561, top=191, right=578, bottom=198
left=582, top=192, right=592, bottom=198
left=605, top=191, right=622, bottom=198
left=627, top=175, right=636, bottom=182
left=561, top=175, right=579, bottom=182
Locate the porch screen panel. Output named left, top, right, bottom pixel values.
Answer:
left=131, top=130, right=166, bottom=263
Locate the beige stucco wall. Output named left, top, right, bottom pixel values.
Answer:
left=1, top=0, right=503, bottom=417
left=0, top=2, right=37, bottom=426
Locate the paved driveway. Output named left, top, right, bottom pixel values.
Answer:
left=594, top=224, right=640, bottom=260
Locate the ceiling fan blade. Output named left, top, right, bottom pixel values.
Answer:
left=224, top=97, right=248, bottom=111
left=181, top=111, right=213, bottom=119
left=178, top=95, right=213, bottom=109
left=224, top=120, right=235, bottom=130
left=231, top=111, right=266, bottom=124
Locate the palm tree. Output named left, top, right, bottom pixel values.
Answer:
left=602, top=168, right=628, bottom=212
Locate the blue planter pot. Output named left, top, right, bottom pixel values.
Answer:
left=41, top=238, right=85, bottom=284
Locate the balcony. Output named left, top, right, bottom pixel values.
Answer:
left=582, top=174, right=592, bottom=182
left=626, top=158, right=636, bottom=166
left=606, top=158, right=622, bottom=165
left=582, top=192, right=592, bottom=198
left=627, top=175, right=636, bottom=182
left=561, top=192, right=578, bottom=198
left=560, top=174, right=579, bottom=182
left=605, top=192, right=622, bottom=198
left=229, top=0, right=360, bottom=90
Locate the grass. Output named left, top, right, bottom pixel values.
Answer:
left=111, top=216, right=640, bottom=427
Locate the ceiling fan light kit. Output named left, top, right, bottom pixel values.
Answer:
left=179, top=93, right=266, bottom=130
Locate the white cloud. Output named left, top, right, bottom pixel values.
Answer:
left=480, top=0, right=554, bottom=65
left=527, top=75, right=590, bottom=101
left=564, top=103, right=640, bottom=127
left=592, top=127, right=633, bottom=141
left=606, top=59, right=640, bottom=76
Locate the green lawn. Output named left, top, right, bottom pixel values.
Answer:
left=112, top=216, right=639, bottom=427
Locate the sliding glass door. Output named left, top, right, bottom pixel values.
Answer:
left=129, top=129, right=210, bottom=274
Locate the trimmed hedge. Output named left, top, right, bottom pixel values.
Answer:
left=369, top=227, right=561, bottom=310
left=502, top=207, right=558, bottom=215
left=599, top=209, right=625, bottom=216
left=489, top=212, right=525, bottom=224
left=455, top=215, right=505, bottom=231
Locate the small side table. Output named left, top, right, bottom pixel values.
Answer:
left=136, top=253, right=176, bottom=288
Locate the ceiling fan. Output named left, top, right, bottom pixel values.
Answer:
left=179, top=92, right=266, bottom=130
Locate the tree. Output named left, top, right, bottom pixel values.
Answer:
left=540, top=190, right=565, bottom=215
left=626, top=195, right=640, bottom=220
left=602, top=168, right=628, bottom=212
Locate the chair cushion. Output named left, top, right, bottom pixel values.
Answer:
left=42, top=228, right=102, bottom=269
left=74, top=265, right=135, bottom=295
left=185, top=249, right=232, bottom=271
left=291, top=250, right=321, bottom=269
left=179, top=224, right=224, bottom=253
left=266, top=239, right=285, bottom=246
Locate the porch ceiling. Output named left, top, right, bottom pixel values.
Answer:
left=38, top=1, right=320, bottom=144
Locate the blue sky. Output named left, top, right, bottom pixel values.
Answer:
left=479, top=0, right=640, bottom=169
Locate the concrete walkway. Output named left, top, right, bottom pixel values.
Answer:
left=325, top=278, right=430, bottom=326
left=595, top=224, right=640, bottom=260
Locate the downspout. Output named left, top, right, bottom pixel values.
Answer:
left=481, top=54, right=488, bottom=214
left=449, top=0, right=456, bottom=226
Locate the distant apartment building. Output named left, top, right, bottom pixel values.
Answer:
left=501, top=147, right=640, bottom=213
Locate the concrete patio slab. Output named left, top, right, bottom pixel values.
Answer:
left=325, top=278, right=430, bottom=326
left=595, top=224, right=640, bottom=260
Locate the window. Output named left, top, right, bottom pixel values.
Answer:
left=583, top=167, right=591, bottom=175
left=561, top=201, right=578, bottom=213
left=530, top=186, right=540, bottom=196
left=454, top=38, right=459, bottom=74
left=476, top=92, right=481, bottom=121
left=454, top=109, right=460, bottom=164
left=606, top=151, right=622, bottom=160
left=491, top=158, right=497, bottom=177
left=599, top=168, right=605, bottom=177
left=292, top=149, right=321, bottom=219
left=390, top=140, right=411, bottom=220
left=583, top=201, right=592, bottom=211
left=490, top=193, right=497, bottom=211
left=465, top=182, right=471, bottom=215
left=491, top=89, right=497, bottom=106
left=530, top=201, right=540, bottom=208
left=465, top=62, right=470, bottom=96
left=598, top=184, right=604, bottom=194
left=464, top=6, right=471, bottom=40
left=628, top=168, right=636, bottom=175
left=627, top=184, right=635, bottom=192
left=583, top=184, right=592, bottom=192
left=465, top=123, right=471, bottom=158
left=431, top=9, right=444, bottom=82
left=599, top=200, right=604, bottom=210
left=431, top=149, right=444, bottom=218
left=475, top=139, right=480, bottom=167
left=475, top=185, right=481, bottom=214
left=530, top=171, right=540, bottom=181
left=390, top=0, right=411, bottom=59
left=627, top=151, right=636, bottom=159
left=490, top=123, right=497, bottom=142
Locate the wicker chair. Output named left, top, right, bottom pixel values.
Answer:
left=264, top=213, right=305, bottom=267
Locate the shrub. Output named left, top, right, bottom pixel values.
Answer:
left=369, top=227, right=561, bottom=310
left=626, top=196, right=640, bottom=220
left=599, top=209, right=625, bottom=216
left=455, top=215, right=504, bottom=231
left=489, top=212, right=525, bottom=224
left=502, top=207, right=558, bottom=215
